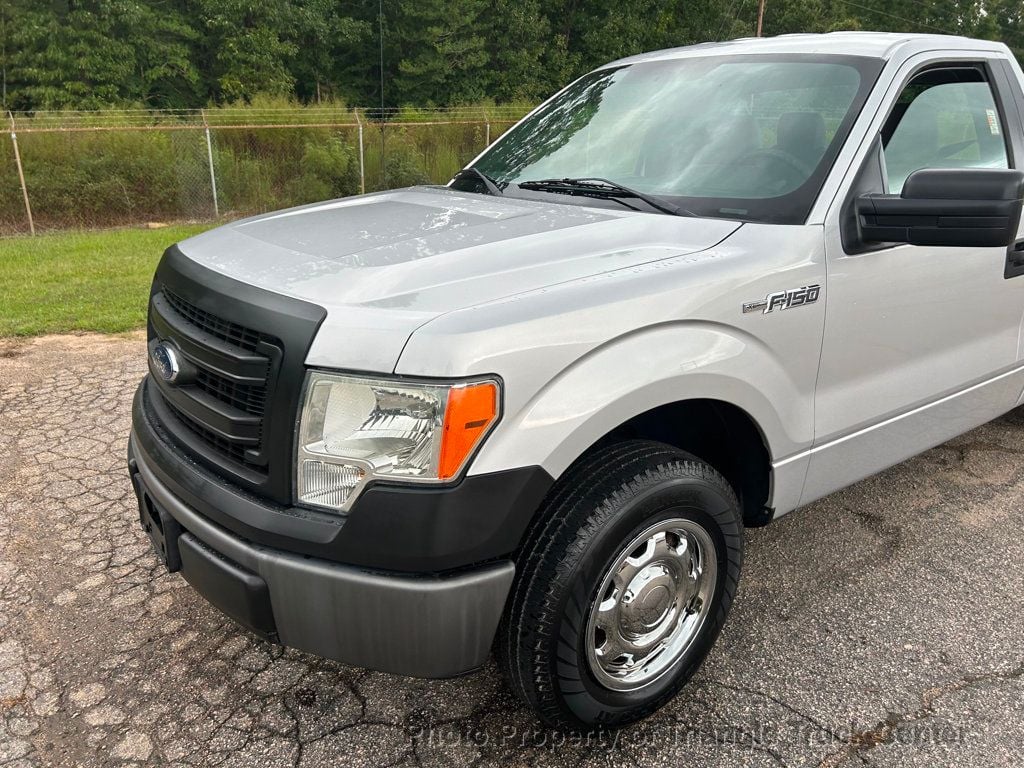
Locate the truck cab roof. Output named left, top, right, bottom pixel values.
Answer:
left=607, top=31, right=1011, bottom=67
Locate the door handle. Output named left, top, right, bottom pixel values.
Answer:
left=1006, top=239, right=1024, bottom=277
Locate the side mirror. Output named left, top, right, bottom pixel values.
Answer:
left=855, top=168, right=1024, bottom=248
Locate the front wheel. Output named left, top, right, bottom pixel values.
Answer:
left=497, top=440, right=744, bottom=731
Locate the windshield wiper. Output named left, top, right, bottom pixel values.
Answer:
left=454, top=167, right=505, bottom=196
left=516, top=177, right=689, bottom=216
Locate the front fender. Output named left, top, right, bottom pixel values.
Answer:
left=469, top=321, right=804, bottom=479
left=396, top=222, right=826, bottom=517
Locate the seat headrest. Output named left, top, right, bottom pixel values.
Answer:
left=776, top=112, right=826, bottom=157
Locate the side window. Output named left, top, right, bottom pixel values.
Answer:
left=881, top=66, right=1009, bottom=194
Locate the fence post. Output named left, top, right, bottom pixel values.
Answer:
left=8, top=111, right=35, bottom=236
left=356, top=112, right=366, bottom=195
left=485, top=122, right=491, bottom=148
left=201, top=109, right=220, bottom=218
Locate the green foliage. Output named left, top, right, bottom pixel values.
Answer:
left=1, top=0, right=200, bottom=109
left=195, top=0, right=298, bottom=102
left=483, top=0, right=562, bottom=102
left=11, top=128, right=210, bottom=228
left=3, top=0, right=1024, bottom=234
left=290, top=136, right=361, bottom=203
left=393, top=0, right=490, bottom=104
left=0, top=101, right=522, bottom=232
left=6, top=0, right=1021, bottom=113
left=288, top=0, right=371, bottom=103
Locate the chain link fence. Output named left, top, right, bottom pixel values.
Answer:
left=1, top=107, right=526, bottom=236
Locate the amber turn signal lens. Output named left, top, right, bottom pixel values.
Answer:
left=438, top=382, right=499, bottom=480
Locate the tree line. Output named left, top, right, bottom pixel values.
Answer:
left=2, top=0, right=1023, bottom=112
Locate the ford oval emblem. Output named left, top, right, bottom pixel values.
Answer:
left=151, top=342, right=181, bottom=384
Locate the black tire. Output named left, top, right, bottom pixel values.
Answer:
left=497, top=439, right=744, bottom=732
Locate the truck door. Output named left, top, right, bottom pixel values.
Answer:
left=804, top=55, right=1024, bottom=505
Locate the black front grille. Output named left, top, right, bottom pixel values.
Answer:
left=164, top=289, right=273, bottom=353
left=145, top=245, right=326, bottom=504
left=169, top=404, right=255, bottom=466
left=149, top=289, right=276, bottom=473
left=194, top=369, right=267, bottom=418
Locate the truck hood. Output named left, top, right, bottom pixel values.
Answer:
left=177, top=186, right=741, bottom=372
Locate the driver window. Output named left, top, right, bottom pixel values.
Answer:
left=882, top=66, right=1009, bottom=194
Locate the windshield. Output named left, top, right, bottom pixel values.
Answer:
left=471, top=54, right=882, bottom=223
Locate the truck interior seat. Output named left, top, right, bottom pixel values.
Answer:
left=775, top=111, right=827, bottom=168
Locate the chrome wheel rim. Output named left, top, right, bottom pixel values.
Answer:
left=584, top=518, right=718, bottom=691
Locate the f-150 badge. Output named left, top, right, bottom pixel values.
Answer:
left=743, top=284, right=821, bottom=314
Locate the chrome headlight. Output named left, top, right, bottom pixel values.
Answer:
left=296, top=371, right=500, bottom=511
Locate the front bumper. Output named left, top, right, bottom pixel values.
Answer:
left=130, top=432, right=516, bottom=677
left=133, top=379, right=551, bottom=573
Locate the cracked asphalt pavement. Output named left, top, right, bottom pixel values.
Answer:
left=1, top=333, right=1023, bottom=767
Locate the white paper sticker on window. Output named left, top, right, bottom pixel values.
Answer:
left=986, top=108, right=1001, bottom=136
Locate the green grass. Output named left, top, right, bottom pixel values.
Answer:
left=0, top=224, right=213, bottom=336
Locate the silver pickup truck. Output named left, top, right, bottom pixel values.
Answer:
left=128, top=31, right=1024, bottom=730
